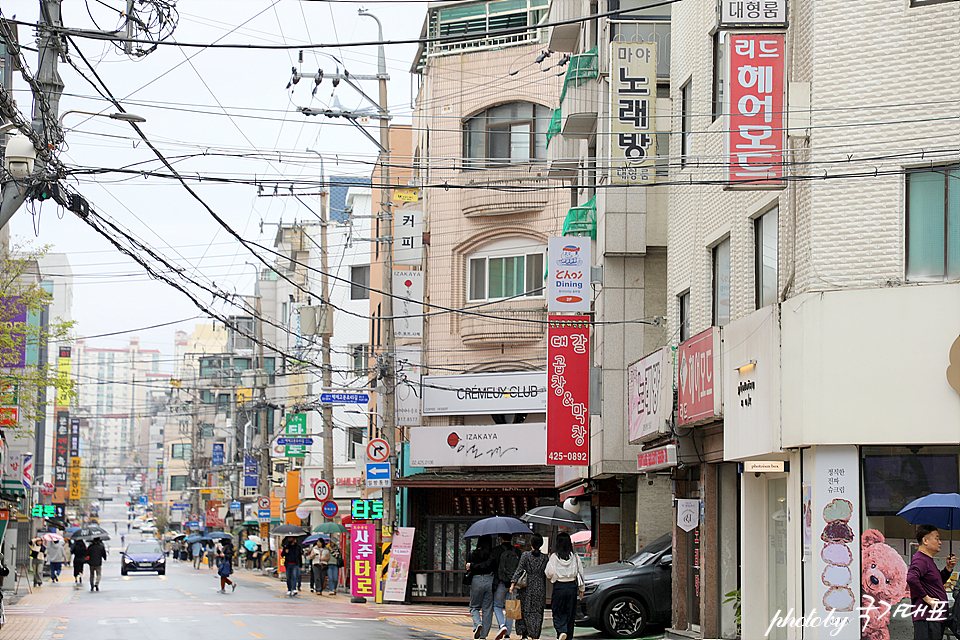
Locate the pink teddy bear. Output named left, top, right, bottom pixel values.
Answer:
left=861, top=529, right=908, bottom=640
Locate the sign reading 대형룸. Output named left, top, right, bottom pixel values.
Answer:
left=718, top=0, right=788, bottom=28
left=547, top=237, right=591, bottom=313
left=547, top=316, right=590, bottom=466
left=610, top=41, right=657, bottom=185
left=727, top=33, right=786, bottom=186
left=421, top=371, right=546, bottom=416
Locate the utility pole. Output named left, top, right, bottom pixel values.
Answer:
left=358, top=8, right=396, bottom=530
left=319, top=174, right=335, bottom=504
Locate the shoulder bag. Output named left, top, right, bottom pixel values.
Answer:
left=514, top=569, right=528, bottom=589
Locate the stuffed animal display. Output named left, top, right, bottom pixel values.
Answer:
left=860, top=528, right=908, bottom=640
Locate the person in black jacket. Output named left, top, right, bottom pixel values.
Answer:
left=283, top=536, right=303, bottom=596
left=86, top=538, right=107, bottom=592
left=466, top=536, right=496, bottom=639
left=71, top=539, right=87, bottom=586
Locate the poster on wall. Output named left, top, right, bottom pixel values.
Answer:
left=610, top=41, right=657, bottom=184
left=814, top=445, right=859, bottom=639
left=383, top=527, right=415, bottom=602
left=547, top=316, right=590, bottom=466
left=351, top=521, right=377, bottom=599
left=726, top=33, right=785, bottom=186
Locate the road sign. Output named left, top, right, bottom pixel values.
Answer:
left=40, top=482, right=54, bottom=497
left=321, top=501, right=339, bottom=518
left=257, top=509, right=271, bottom=523
left=139, top=495, right=148, bottom=505
left=257, top=496, right=270, bottom=510
left=172, top=502, right=191, bottom=510
left=320, top=393, right=370, bottom=404
left=313, top=479, right=331, bottom=502
left=366, top=463, right=392, bottom=488
left=277, top=437, right=314, bottom=446
left=230, top=501, right=242, bottom=511
left=366, top=438, right=390, bottom=463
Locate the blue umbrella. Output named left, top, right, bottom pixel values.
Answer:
left=898, top=493, right=960, bottom=552
left=462, top=516, right=531, bottom=539
left=185, top=534, right=203, bottom=544
left=244, top=539, right=257, bottom=551
left=202, top=532, right=233, bottom=541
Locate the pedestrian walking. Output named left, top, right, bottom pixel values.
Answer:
left=114, top=523, right=118, bottom=533
left=544, top=532, right=584, bottom=640
left=907, top=524, right=956, bottom=640
left=492, top=533, right=520, bottom=639
left=327, top=539, right=343, bottom=595
left=86, top=537, right=107, bottom=592
left=28, top=538, right=46, bottom=587
left=282, top=537, right=303, bottom=596
left=217, top=540, right=237, bottom=593
left=47, top=539, right=66, bottom=583
left=466, top=536, right=496, bottom=639
left=307, top=540, right=327, bottom=593
left=509, top=533, right=549, bottom=640
left=192, top=539, right=203, bottom=569
left=71, top=539, right=87, bottom=585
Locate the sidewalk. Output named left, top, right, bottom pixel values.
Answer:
left=1, top=576, right=74, bottom=640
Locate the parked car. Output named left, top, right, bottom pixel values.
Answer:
left=576, top=533, right=672, bottom=638
left=120, top=541, right=166, bottom=575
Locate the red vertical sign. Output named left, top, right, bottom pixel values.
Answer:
left=351, top=522, right=376, bottom=598
left=727, top=33, right=785, bottom=185
left=547, top=316, right=590, bottom=466
left=677, top=328, right=720, bottom=425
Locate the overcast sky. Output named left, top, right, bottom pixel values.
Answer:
left=4, top=0, right=423, bottom=364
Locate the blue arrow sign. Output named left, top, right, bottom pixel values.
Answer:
left=366, top=463, right=392, bottom=488
left=321, top=393, right=370, bottom=404
left=277, top=437, right=314, bottom=446
left=230, top=501, right=242, bottom=510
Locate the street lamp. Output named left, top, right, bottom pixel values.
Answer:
left=58, top=110, right=147, bottom=127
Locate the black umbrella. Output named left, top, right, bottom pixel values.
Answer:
left=462, top=516, right=531, bottom=539
left=70, top=526, right=111, bottom=542
left=271, top=524, right=308, bottom=536
left=520, top=505, right=588, bottom=530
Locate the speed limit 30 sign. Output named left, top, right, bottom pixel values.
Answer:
left=313, top=479, right=331, bottom=502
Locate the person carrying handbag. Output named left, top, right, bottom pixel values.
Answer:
left=509, top=533, right=549, bottom=640
left=544, top=532, right=584, bottom=640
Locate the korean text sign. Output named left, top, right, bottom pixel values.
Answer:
left=727, top=34, right=785, bottom=185
left=610, top=42, right=657, bottom=184
left=547, top=316, right=590, bottom=466
left=677, top=328, right=721, bottom=425
left=351, top=522, right=377, bottom=598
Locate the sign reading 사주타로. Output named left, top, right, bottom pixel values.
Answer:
left=546, top=316, right=590, bottom=466
left=610, top=42, right=657, bottom=185
left=351, top=522, right=377, bottom=599
left=547, top=237, right=591, bottom=313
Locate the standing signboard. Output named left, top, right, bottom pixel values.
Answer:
left=546, top=316, right=590, bottom=466
left=54, top=412, right=69, bottom=489
left=677, top=327, right=722, bottom=426
left=727, top=33, right=786, bottom=186
left=610, top=42, right=657, bottom=184
left=547, top=237, right=591, bottom=313
left=351, top=521, right=377, bottom=599
left=628, top=347, right=673, bottom=443
left=383, top=527, right=415, bottom=602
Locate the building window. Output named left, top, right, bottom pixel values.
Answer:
left=351, top=345, right=369, bottom=376
left=755, top=206, right=779, bottom=308
left=169, top=475, right=188, bottom=492
left=681, top=81, right=692, bottom=167
left=906, top=166, right=960, bottom=281
left=712, top=238, right=731, bottom=326
left=463, top=102, right=552, bottom=168
left=351, top=265, right=370, bottom=299
left=200, top=423, right=214, bottom=438
left=468, top=252, right=544, bottom=302
left=230, top=317, right=255, bottom=351
left=712, top=32, right=725, bottom=122
left=171, top=443, right=192, bottom=459
left=678, top=290, right=690, bottom=343
left=346, top=427, right=364, bottom=460
left=200, top=390, right=216, bottom=404
left=199, top=358, right=221, bottom=378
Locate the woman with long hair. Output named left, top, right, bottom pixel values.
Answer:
left=466, top=535, right=496, bottom=639
left=509, top=533, right=549, bottom=640
left=545, top=532, right=584, bottom=640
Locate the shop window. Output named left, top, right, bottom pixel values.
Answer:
left=712, top=238, right=731, bottom=326
left=906, top=165, right=960, bottom=281
left=755, top=206, right=779, bottom=308
left=463, top=102, right=551, bottom=168
left=351, top=265, right=370, bottom=299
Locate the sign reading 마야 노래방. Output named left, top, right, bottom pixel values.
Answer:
left=610, top=41, right=657, bottom=185
left=727, top=33, right=786, bottom=186
left=421, top=371, right=546, bottom=416
left=547, top=316, right=590, bottom=466
left=351, top=522, right=377, bottom=599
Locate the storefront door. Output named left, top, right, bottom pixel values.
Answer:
left=426, top=517, right=473, bottom=598
left=767, top=475, right=788, bottom=640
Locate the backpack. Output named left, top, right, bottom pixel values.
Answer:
left=331, top=546, right=343, bottom=567
left=497, top=546, right=520, bottom=584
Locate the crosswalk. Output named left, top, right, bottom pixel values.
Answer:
left=372, top=604, right=470, bottom=618
left=5, top=604, right=49, bottom=615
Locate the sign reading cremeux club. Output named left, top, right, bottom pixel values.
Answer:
left=421, top=371, right=546, bottom=416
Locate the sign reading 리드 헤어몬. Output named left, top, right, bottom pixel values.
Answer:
left=421, top=371, right=546, bottom=416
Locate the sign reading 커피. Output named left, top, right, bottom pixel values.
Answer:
left=727, top=33, right=786, bottom=186
left=547, top=237, right=591, bottom=313
left=546, top=316, right=590, bottom=466
left=610, top=42, right=657, bottom=185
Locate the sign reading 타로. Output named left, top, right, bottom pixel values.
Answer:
left=547, top=316, right=590, bottom=466
left=284, top=413, right=307, bottom=458
left=727, top=33, right=786, bottom=186
left=351, top=522, right=377, bottom=598
left=610, top=42, right=657, bottom=184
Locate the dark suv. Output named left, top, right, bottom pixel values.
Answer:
left=575, top=533, right=672, bottom=638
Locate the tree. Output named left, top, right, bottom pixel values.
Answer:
left=0, top=242, right=76, bottom=434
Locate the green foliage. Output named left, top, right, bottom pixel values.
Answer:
left=0, top=242, right=76, bottom=433
left=723, top=589, right=742, bottom=637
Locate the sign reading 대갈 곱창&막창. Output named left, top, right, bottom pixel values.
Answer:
left=547, top=316, right=590, bottom=466
left=421, top=371, right=546, bottom=416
